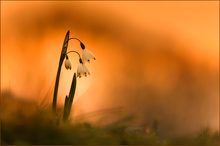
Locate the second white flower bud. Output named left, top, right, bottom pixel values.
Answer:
left=65, top=56, right=72, bottom=70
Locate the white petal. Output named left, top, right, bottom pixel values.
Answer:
left=77, top=63, right=84, bottom=76
left=82, top=49, right=95, bottom=62
left=83, top=64, right=90, bottom=75
left=77, top=63, right=90, bottom=78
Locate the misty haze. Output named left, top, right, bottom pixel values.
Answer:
left=1, top=1, right=219, bottom=145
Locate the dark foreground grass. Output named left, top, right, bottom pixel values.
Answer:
left=1, top=91, right=219, bottom=145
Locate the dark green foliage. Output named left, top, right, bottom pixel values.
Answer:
left=1, top=92, right=219, bottom=145
left=195, top=127, right=220, bottom=145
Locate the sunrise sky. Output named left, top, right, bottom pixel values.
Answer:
left=1, top=1, right=219, bottom=136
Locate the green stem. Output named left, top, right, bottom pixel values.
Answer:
left=52, top=30, right=70, bottom=113
left=66, top=50, right=81, bottom=59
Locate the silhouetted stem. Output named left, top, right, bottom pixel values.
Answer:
left=52, top=30, right=70, bottom=113
left=69, top=37, right=85, bottom=49
left=69, top=37, right=81, bottom=42
left=66, top=51, right=81, bottom=59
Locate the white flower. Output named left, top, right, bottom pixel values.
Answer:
left=82, top=49, right=96, bottom=63
left=77, top=59, right=90, bottom=78
left=65, top=58, right=71, bottom=70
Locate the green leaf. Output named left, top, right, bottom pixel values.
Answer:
left=69, top=73, right=77, bottom=101
left=61, top=30, right=70, bottom=55
left=67, top=73, right=77, bottom=114
left=52, top=30, right=70, bottom=113
left=63, top=73, right=77, bottom=121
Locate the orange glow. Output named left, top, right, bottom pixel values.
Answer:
left=1, top=1, right=219, bottom=135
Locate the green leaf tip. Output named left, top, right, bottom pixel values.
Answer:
left=63, top=73, right=77, bottom=121
left=61, top=30, right=70, bottom=55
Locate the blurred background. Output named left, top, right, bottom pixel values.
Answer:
left=1, top=1, right=219, bottom=137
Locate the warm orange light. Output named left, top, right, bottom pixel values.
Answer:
left=1, top=1, right=219, bottom=134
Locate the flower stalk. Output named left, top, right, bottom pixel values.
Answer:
left=52, top=30, right=96, bottom=121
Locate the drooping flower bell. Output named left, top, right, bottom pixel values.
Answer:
left=79, top=42, right=96, bottom=63
left=82, top=49, right=96, bottom=63
left=77, top=58, right=90, bottom=78
left=64, top=55, right=71, bottom=70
